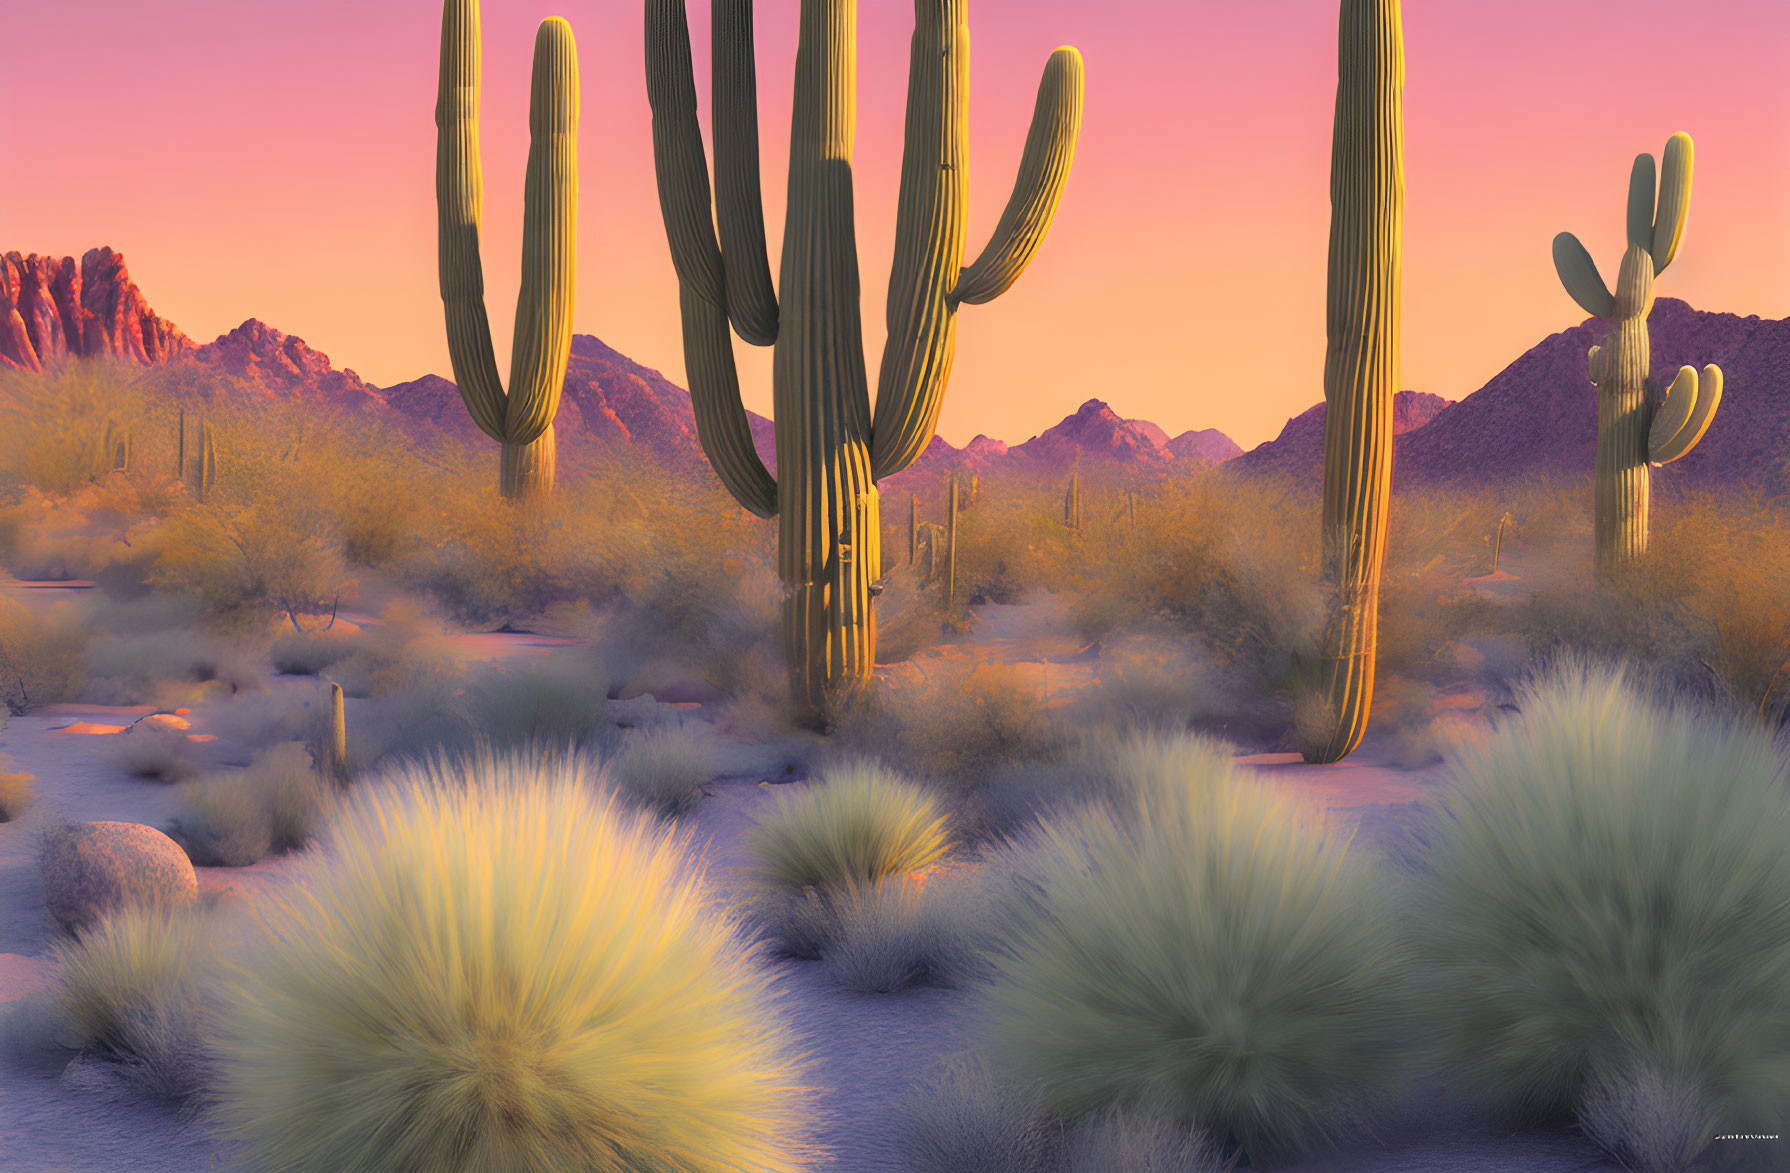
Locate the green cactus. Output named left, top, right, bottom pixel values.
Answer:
left=908, top=493, right=919, bottom=566
left=946, top=473, right=959, bottom=604
left=1064, top=470, right=1081, bottom=530
left=176, top=406, right=186, bottom=479
left=1300, top=0, right=1405, bottom=765
left=435, top=0, right=578, bottom=501
left=328, top=681, right=349, bottom=788
left=1552, top=132, right=1722, bottom=576
left=646, top=0, right=1083, bottom=716
left=189, top=418, right=217, bottom=504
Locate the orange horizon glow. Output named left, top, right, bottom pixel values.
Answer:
left=3, top=1, right=1786, bottom=450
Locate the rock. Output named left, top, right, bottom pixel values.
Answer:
left=39, top=821, right=198, bottom=937
left=0, top=248, right=191, bottom=372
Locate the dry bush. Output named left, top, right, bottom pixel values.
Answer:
left=168, top=742, right=332, bottom=867
left=820, top=870, right=994, bottom=993
left=0, top=359, right=144, bottom=497
left=606, top=720, right=724, bottom=814
left=329, top=600, right=467, bottom=698
left=269, top=625, right=356, bottom=676
left=0, top=594, right=89, bottom=714
left=0, top=771, right=36, bottom=821
left=109, top=721, right=199, bottom=783
left=896, top=1053, right=1059, bottom=1173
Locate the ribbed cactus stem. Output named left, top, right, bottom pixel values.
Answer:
left=435, top=0, right=578, bottom=501
left=1553, top=132, right=1719, bottom=577
left=646, top=0, right=1081, bottom=720
left=190, top=418, right=217, bottom=503
left=909, top=493, right=918, bottom=565
left=328, top=681, right=349, bottom=788
left=1301, top=0, right=1404, bottom=766
left=946, top=473, right=958, bottom=604
left=176, top=406, right=185, bottom=479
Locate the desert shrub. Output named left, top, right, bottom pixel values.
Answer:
left=1061, top=1111, right=1234, bottom=1173
left=144, top=502, right=348, bottom=632
left=1575, top=1066, right=1718, bottom=1173
left=0, top=359, right=143, bottom=497
left=606, top=719, right=722, bottom=814
left=168, top=774, right=272, bottom=867
left=897, top=1053, right=1058, bottom=1173
left=53, top=901, right=216, bottom=1101
left=258, top=742, right=332, bottom=853
left=109, top=721, right=198, bottom=783
left=0, top=594, right=89, bottom=714
left=1406, top=659, right=1790, bottom=1132
left=821, top=870, right=992, bottom=993
left=210, top=746, right=818, bottom=1171
left=748, top=760, right=954, bottom=893
left=328, top=600, right=467, bottom=698
left=983, top=731, right=1413, bottom=1162
left=0, top=771, right=35, bottom=821
left=461, top=653, right=610, bottom=750
left=269, top=625, right=356, bottom=676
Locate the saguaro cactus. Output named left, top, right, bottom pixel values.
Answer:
left=176, top=406, right=186, bottom=479
left=1064, top=470, right=1081, bottom=530
left=328, top=681, right=349, bottom=788
left=646, top=0, right=1083, bottom=716
left=435, top=0, right=578, bottom=501
left=190, top=418, right=217, bottom=503
left=1552, top=132, right=1721, bottom=575
left=1301, top=0, right=1404, bottom=766
left=946, top=473, right=959, bottom=604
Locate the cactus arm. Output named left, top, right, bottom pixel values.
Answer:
left=1588, top=344, right=1607, bottom=386
left=680, top=285, right=778, bottom=516
left=1626, top=152, right=1657, bottom=251
left=645, top=0, right=726, bottom=309
left=867, top=0, right=971, bottom=482
left=712, top=0, right=779, bottom=346
left=435, top=0, right=510, bottom=442
left=1552, top=232, right=1616, bottom=318
left=646, top=0, right=778, bottom=516
left=501, top=18, right=578, bottom=448
left=1651, top=132, right=1694, bottom=275
left=1649, top=363, right=1721, bottom=464
left=951, top=46, right=1085, bottom=306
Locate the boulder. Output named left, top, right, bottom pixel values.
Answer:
left=39, top=821, right=198, bottom=936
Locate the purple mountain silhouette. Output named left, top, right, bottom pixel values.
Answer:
left=1229, top=390, right=1452, bottom=483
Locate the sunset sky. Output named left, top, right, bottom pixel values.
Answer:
left=5, top=0, right=1787, bottom=450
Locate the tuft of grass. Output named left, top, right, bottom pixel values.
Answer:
left=109, top=721, right=198, bottom=783
left=606, top=720, right=722, bottom=814
left=896, top=1053, right=1058, bottom=1173
left=269, top=626, right=356, bottom=676
left=210, top=746, right=820, bottom=1172
left=1406, top=658, right=1790, bottom=1131
left=820, top=871, right=991, bottom=994
left=748, top=760, right=954, bottom=893
left=983, top=731, right=1412, bottom=1162
left=53, top=902, right=216, bottom=1102
left=1575, top=1066, right=1718, bottom=1173
left=1062, top=1110, right=1234, bottom=1173
left=462, top=653, right=611, bottom=751
left=166, top=743, right=333, bottom=867
left=0, top=771, right=36, bottom=821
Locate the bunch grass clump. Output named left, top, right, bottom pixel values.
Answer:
left=896, top=1054, right=1058, bottom=1173
left=0, top=771, right=36, bottom=821
left=819, top=871, right=990, bottom=993
left=605, top=720, right=721, bottom=814
left=748, top=760, right=953, bottom=893
left=109, top=721, right=198, bottom=783
left=210, top=746, right=819, bottom=1172
left=461, top=652, right=611, bottom=750
left=167, top=742, right=330, bottom=866
left=53, top=901, right=216, bottom=1101
left=1574, top=1066, right=1718, bottom=1173
left=983, top=732, right=1412, bottom=1161
left=1406, top=658, right=1790, bottom=1132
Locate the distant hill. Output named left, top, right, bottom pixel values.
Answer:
left=1228, top=390, right=1452, bottom=483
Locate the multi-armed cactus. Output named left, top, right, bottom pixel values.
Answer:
left=1300, top=0, right=1404, bottom=765
left=1552, top=132, right=1721, bottom=575
left=434, top=0, right=578, bottom=501
left=646, top=0, right=1083, bottom=715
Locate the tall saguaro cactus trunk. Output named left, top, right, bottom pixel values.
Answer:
left=647, top=0, right=1083, bottom=719
left=1301, top=0, right=1404, bottom=765
left=1552, top=133, right=1721, bottom=577
left=435, top=0, right=578, bottom=502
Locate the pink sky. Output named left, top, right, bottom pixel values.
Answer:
left=5, top=1, right=1786, bottom=450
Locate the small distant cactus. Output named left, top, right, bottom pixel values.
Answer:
left=327, top=682, right=349, bottom=788
left=175, top=406, right=186, bottom=478
left=946, top=474, right=959, bottom=604
left=909, top=493, right=919, bottom=566
left=101, top=420, right=131, bottom=472
left=188, top=418, right=217, bottom=503
left=1552, top=132, right=1722, bottom=575
left=1064, top=470, right=1082, bottom=530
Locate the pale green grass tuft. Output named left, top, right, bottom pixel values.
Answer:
left=53, top=902, right=216, bottom=1100
left=1408, top=658, right=1790, bottom=1131
left=607, top=720, right=722, bottom=814
left=983, top=732, right=1412, bottom=1161
left=896, top=1053, right=1057, bottom=1173
left=820, top=872, right=991, bottom=993
left=210, top=745, right=821, bottom=1173
left=748, top=760, right=954, bottom=892
left=1575, top=1066, right=1717, bottom=1173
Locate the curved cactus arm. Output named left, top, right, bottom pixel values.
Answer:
left=1626, top=152, right=1657, bottom=251
left=645, top=0, right=726, bottom=309
left=1650, top=363, right=1721, bottom=465
left=501, top=18, right=579, bottom=448
left=712, top=0, right=779, bottom=346
left=680, top=285, right=778, bottom=516
left=951, top=46, right=1085, bottom=307
left=1552, top=232, right=1616, bottom=318
left=435, top=0, right=510, bottom=442
left=1651, top=132, right=1694, bottom=275
left=868, top=0, right=971, bottom=482
left=1588, top=344, right=1607, bottom=386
